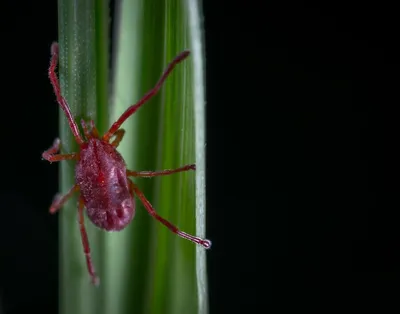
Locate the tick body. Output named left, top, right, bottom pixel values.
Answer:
left=43, top=42, right=211, bottom=286
left=76, top=138, right=134, bottom=231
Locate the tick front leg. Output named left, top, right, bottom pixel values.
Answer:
left=42, top=138, right=78, bottom=162
left=129, top=180, right=211, bottom=249
left=127, top=164, right=195, bottom=178
left=110, top=129, right=125, bottom=147
left=78, top=197, right=99, bottom=286
left=49, top=43, right=84, bottom=145
left=102, top=50, right=190, bottom=142
left=49, top=184, right=79, bottom=214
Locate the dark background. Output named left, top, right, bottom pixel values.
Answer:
left=1, top=1, right=400, bottom=313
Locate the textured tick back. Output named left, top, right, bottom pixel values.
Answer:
left=75, top=139, right=135, bottom=231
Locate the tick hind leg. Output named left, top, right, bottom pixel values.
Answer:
left=78, top=197, right=99, bottom=286
left=127, top=164, right=195, bottom=178
left=49, top=184, right=79, bottom=214
left=129, top=180, right=211, bottom=249
left=42, top=138, right=78, bottom=162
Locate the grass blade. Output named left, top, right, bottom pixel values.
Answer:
left=57, top=1, right=109, bottom=314
left=185, top=1, right=209, bottom=313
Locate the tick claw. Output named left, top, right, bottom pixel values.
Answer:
left=202, top=239, right=212, bottom=249
left=51, top=42, right=59, bottom=55
left=92, top=276, right=100, bottom=286
left=49, top=193, right=62, bottom=214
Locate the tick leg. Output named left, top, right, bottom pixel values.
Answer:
left=49, top=184, right=79, bottom=214
left=103, top=50, right=191, bottom=142
left=129, top=180, right=211, bottom=249
left=110, top=129, right=126, bottom=147
left=127, top=164, right=195, bottom=178
left=42, top=138, right=78, bottom=162
left=49, top=43, right=84, bottom=145
left=78, top=197, right=100, bottom=286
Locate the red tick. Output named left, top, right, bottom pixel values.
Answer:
left=43, top=42, right=211, bottom=286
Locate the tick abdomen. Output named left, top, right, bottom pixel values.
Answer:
left=75, top=139, right=135, bottom=231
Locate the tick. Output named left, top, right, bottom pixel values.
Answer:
left=43, top=42, right=211, bottom=286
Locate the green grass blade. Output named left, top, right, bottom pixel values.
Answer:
left=108, top=0, right=208, bottom=314
left=186, top=1, right=209, bottom=313
left=57, top=1, right=109, bottom=314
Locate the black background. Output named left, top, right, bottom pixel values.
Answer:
left=1, top=1, right=400, bottom=313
